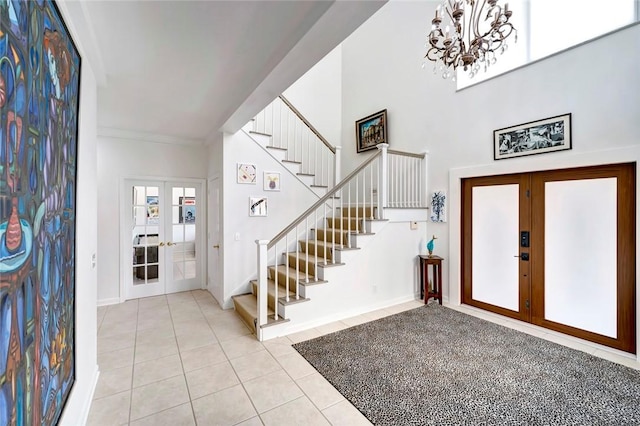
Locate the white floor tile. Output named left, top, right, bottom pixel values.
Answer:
left=322, top=400, right=372, bottom=426
left=185, top=362, right=240, bottom=399
left=87, top=390, right=130, bottom=426
left=243, top=370, right=304, bottom=413
left=296, top=372, right=344, bottom=410
left=130, top=375, right=190, bottom=421
left=260, top=396, right=329, bottom=426
left=230, top=350, right=282, bottom=382
left=192, top=384, right=257, bottom=425
left=129, top=403, right=195, bottom=426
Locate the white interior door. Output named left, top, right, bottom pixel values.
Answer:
left=165, top=182, right=203, bottom=294
left=208, top=177, right=222, bottom=304
left=126, top=181, right=166, bottom=299
left=124, top=179, right=204, bottom=300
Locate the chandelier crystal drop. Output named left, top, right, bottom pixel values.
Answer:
left=423, top=0, right=517, bottom=80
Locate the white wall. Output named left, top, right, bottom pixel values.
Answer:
left=221, top=131, right=319, bottom=308
left=283, top=45, right=343, bottom=148
left=340, top=1, right=640, bottom=304
left=55, top=5, right=100, bottom=424
left=96, top=138, right=208, bottom=303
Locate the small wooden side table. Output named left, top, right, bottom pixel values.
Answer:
left=418, top=255, right=443, bottom=305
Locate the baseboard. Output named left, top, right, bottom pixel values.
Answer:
left=97, top=297, right=120, bottom=307
left=265, top=294, right=417, bottom=339
left=59, top=365, right=99, bottom=426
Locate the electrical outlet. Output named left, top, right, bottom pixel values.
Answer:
left=410, top=221, right=418, bottom=230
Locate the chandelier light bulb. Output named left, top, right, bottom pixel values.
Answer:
left=423, top=0, right=517, bottom=81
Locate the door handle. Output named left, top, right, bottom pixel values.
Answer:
left=158, top=242, right=165, bottom=247
left=213, top=245, right=220, bottom=249
left=514, top=253, right=529, bottom=261
left=167, top=241, right=174, bottom=246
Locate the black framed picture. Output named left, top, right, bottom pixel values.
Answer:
left=494, top=113, right=572, bottom=160
left=356, top=109, right=388, bottom=153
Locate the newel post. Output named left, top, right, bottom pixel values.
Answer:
left=334, top=146, right=342, bottom=188
left=256, top=239, right=269, bottom=341
left=377, top=143, right=389, bottom=220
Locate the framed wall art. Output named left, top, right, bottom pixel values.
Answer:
left=0, top=1, right=82, bottom=424
left=494, top=113, right=572, bottom=160
left=237, top=163, right=257, bottom=184
left=356, top=109, right=388, bottom=153
left=263, top=172, right=281, bottom=191
left=249, top=197, right=268, bottom=217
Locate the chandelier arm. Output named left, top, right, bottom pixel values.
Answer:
left=473, top=0, right=489, bottom=38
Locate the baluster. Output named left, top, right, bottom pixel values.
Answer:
left=295, top=224, right=299, bottom=299
left=273, top=241, right=278, bottom=321
left=355, top=174, right=359, bottom=234
left=339, top=191, right=345, bottom=247
left=314, top=209, right=318, bottom=280
left=284, top=233, right=290, bottom=306
left=323, top=201, right=327, bottom=265
left=305, top=217, right=310, bottom=283
left=347, top=182, right=352, bottom=246
left=369, top=163, right=374, bottom=220
left=331, top=196, right=336, bottom=263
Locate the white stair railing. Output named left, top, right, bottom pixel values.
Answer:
left=253, top=95, right=336, bottom=189
left=387, top=150, right=428, bottom=208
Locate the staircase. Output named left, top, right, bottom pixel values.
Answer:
left=232, top=96, right=428, bottom=340
left=233, top=204, right=377, bottom=331
left=246, top=95, right=338, bottom=197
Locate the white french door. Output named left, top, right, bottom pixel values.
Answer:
left=123, top=179, right=204, bottom=300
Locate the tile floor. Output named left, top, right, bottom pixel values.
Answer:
left=90, top=291, right=639, bottom=425
left=90, top=290, right=426, bottom=425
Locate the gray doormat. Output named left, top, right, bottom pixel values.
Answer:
left=293, top=304, right=640, bottom=425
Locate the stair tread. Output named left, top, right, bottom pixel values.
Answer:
left=282, top=159, right=302, bottom=164
left=232, top=294, right=286, bottom=327
left=287, top=252, right=344, bottom=267
left=310, top=184, right=328, bottom=188
left=301, top=239, right=345, bottom=249
left=250, top=278, right=296, bottom=297
left=266, top=145, right=287, bottom=151
left=249, top=130, right=272, bottom=137
left=296, top=173, right=315, bottom=176
left=268, top=265, right=327, bottom=285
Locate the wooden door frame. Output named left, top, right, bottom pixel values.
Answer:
left=529, top=163, right=636, bottom=353
left=450, top=148, right=640, bottom=361
left=461, top=173, right=532, bottom=323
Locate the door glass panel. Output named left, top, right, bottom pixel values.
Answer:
left=169, top=186, right=198, bottom=286
left=472, top=184, right=520, bottom=311
left=131, top=185, right=162, bottom=287
left=544, top=178, right=617, bottom=338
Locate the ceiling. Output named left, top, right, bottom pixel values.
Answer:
left=67, top=1, right=386, bottom=145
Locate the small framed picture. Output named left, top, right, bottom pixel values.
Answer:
left=249, top=196, right=268, bottom=217
left=237, top=163, right=257, bottom=184
left=356, top=109, right=388, bottom=153
left=263, top=172, right=281, bottom=191
left=494, top=113, right=572, bottom=160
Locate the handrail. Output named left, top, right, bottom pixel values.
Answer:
left=267, top=150, right=381, bottom=249
left=279, top=95, right=336, bottom=154
left=388, top=149, right=426, bottom=159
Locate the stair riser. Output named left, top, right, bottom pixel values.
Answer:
left=232, top=300, right=256, bottom=332
left=285, top=254, right=316, bottom=276
left=327, top=217, right=362, bottom=232
left=299, top=241, right=333, bottom=260
left=251, top=282, right=299, bottom=311
left=313, top=229, right=350, bottom=246
left=340, top=207, right=377, bottom=218
left=268, top=268, right=309, bottom=294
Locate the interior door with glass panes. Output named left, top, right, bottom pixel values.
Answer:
left=165, top=183, right=202, bottom=293
left=128, top=182, right=166, bottom=299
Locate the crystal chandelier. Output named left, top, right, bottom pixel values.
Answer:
left=424, top=0, right=517, bottom=80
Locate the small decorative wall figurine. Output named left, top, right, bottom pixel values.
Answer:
left=427, top=235, right=437, bottom=257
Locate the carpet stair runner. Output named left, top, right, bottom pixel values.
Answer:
left=233, top=207, right=375, bottom=332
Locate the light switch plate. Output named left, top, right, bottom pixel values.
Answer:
left=410, top=221, right=418, bottom=230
